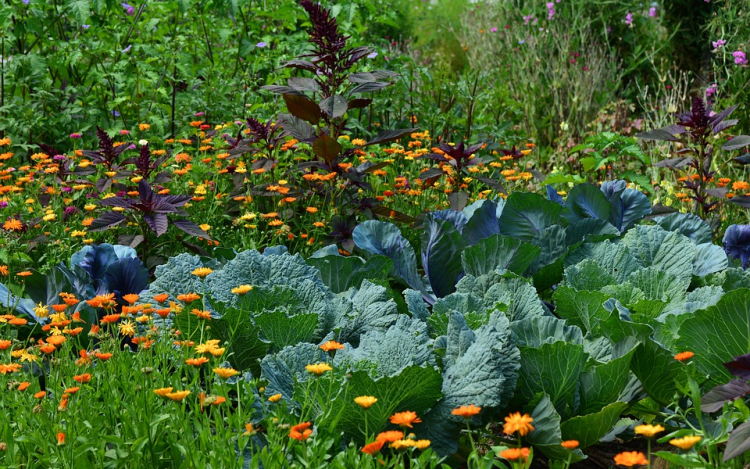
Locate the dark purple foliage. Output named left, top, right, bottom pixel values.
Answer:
left=723, top=225, right=750, bottom=269
left=725, top=353, right=750, bottom=379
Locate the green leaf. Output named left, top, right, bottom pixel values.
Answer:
left=621, top=225, right=696, bottom=280
left=461, top=234, right=541, bottom=277
left=422, top=216, right=467, bottom=298
left=653, top=451, right=706, bottom=467
left=498, top=193, right=562, bottom=242
left=577, top=347, right=636, bottom=415
left=561, top=402, right=628, bottom=448
left=526, top=395, right=585, bottom=462
left=307, top=253, right=392, bottom=294
left=553, top=287, right=611, bottom=334
left=678, top=289, right=750, bottom=384
left=654, top=212, right=713, bottom=244
left=254, top=311, right=319, bottom=350
left=323, top=365, right=442, bottom=443
left=510, top=316, right=583, bottom=348
left=336, top=280, right=401, bottom=345
left=630, top=338, right=683, bottom=405
left=518, top=341, right=587, bottom=415
left=561, top=184, right=612, bottom=225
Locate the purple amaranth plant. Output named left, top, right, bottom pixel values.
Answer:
left=637, top=97, right=750, bottom=225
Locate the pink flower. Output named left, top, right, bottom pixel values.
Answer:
left=625, top=12, right=634, bottom=26
left=733, top=51, right=748, bottom=66
left=69, top=133, right=82, bottom=139
left=649, top=7, right=656, bottom=17
left=119, top=129, right=130, bottom=135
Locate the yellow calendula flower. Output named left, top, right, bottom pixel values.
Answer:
left=670, top=436, right=701, bottom=451
left=154, top=387, right=174, bottom=397
left=354, top=396, right=378, bottom=409
left=268, top=393, right=282, bottom=403
left=305, top=363, right=332, bottom=376
left=231, top=285, right=253, bottom=295
left=634, top=424, right=664, bottom=438
left=191, top=267, right=213, bottom=278
left=213, top=367, right=240, bottom=379
left=34, top=302, right=50, bottom=318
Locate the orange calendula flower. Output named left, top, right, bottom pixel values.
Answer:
left=561, top=440, right=580, bottom=450
left=16, top=271, right=33, bottom=278
left=289, top=422, right=313, bottom=441
left=390, top=411, right=422, bottom=428
left=34, top=391, right=46, bottom=399
left=39, top=344, right=57, bottom=354
left=73, top=373, right=91, bottom=383
left=670, top=436, right=702, bottom=451
left=191, top=309, right=212, bottom=320
left=499, top=448, right=530, bottom=461
left=95, top=352, right=113, bottom=361
left=186, top=357, right=210, bottom=367
left=166, top=390, right=191, bottom=401
left=122, top=293, right=140, bottom=304
left=214, top=367, right=240, bottom=379
left=675, top=351, right=694, bottom=362
left=614, top=451, right=649, bottom=466
left=154, top=387, right=174, bottom=397
left=361, top=439, right=385, bottom=455
left=101, top=314, right=121, bottom=324
left=452, top=404, right=482, bottom=419
left=57, top=433, right=66, bottom=445
left=18, top=382, right=30, bottom=391
left=177, top=293, right=201, bottom=303
left=503, top=412, right=534, bottom=436
left=153, top=293, right=169, bottom=303
left=319, top=341, right=344, bottom=352
left=64, top=387, right=80, bottom=395
left=0, top=340, right=11, bottom=350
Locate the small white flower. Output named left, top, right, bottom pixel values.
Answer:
left=139, top=139, right=148, bottom=146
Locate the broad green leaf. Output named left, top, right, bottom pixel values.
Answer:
left=621, top=225, right=696, bottom=280
left=510, top=316, right=583, bottom=348
left=526, top=395, right=585, bottom=462
left=323, top=365, right=442, bottom=444
left=307, top=254, right=392, bottom=293
left=518, top=341, right=587, bottom=415
left=577, top=347, right=636, bottom=415
left=255, top=311, right=319, bottom=350
left=461, top=234, right=541, bottom=277
left=561, top=183, right=612, bottom=225
left=498, top=192, right=563, bottom=242
left=678, top=289, right=750, bottom=384
left=553, top=286, right=611, bottom=334
left=560, top=402, right=628, bottom=448
left=421, top=216, right=467, bottom=298
left=654, top=212, right=712, bottom=244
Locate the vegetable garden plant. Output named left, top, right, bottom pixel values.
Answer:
left=5, top=0, right=750, bottom=468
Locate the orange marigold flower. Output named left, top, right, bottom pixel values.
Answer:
left=289, top=422, right=313, bottom=441
left=503, top=412, right=534, bottom=436
left=16, top=271, right=33, bottom=278
left=733, top=181, right=750, bottom=191
left=561, top=440, right=580, bottom=450
left=3, top=219, right=23, bottom=231
left=0, top=265, right=7, bottom=276
left=675, top=351, right=694, bottom=362
left=452, top=404, right=482, bottom=419
left=95, top=352, right=113, bottom=361
left=39, top=344, right=57, bottom=354
left=64, top=386, right=80, bottom=394
left=390, top=411, right=422, bottom=428
left=46, top=336, right=66, bottom=346
left=319, top=341, right=344, bottom=352
left=361, top=439, right=385, bottom=455
left=153, top=293, right=169, bottom=303
left=9, top=317, right=28, bottom=326
left=18, top=382, right=30, bottom=391
left=191, top=309, right=212, bottom=320
left=186, top=357, right=210, bottom=367
left=57, top=433, right=66, bottom=445
left=166, top=390, right=191, bottom=401
left=0, top=340, right=11, bottom=350
left=34, top=391, right=46, bottom=399
left=101, top=314, right=121, bottom=324
left=122, top=293, right=140, bottom=304
left=177, top=293, right=201, bottom=303
left=73, top=373, right=91, bottom=383
left=154, top=387, right=174, bottom=397
left=499, top=448, right=530, bottom=461
left=614, top=451, right=648, bottom=467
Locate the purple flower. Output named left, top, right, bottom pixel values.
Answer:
left=64, top=206, right=76, bottom=213
left=53, top=155, right=67, bottom=161
left=112, top=110, right=121, bottom=117
left=734, top=51, right=748, bottom=66
left=122, top=45, right=132, bottom=53
left=82, top=24, right=90, bottom=30
left=546, top=3, right=555, bottom=20
left=0, top=201, right=7, bottom=209
left=22, top=0, right=30, bottom=4
left=116, top=191, right=127, bottom=197
left=70, top=133, right=82, bottom=139
left=256, top=42, right=267, bottom=48
left=625, top=12, right=634, bottom=26
left=121, top=2, right=134, bottom=15
left=523, top=14, right=534, bottom=26
left=490, top=27, right=498, bottom=32
left=194, top=111, right=205, bottom=117
left=367, top=52, right=378, bottom=59
left=713, top=39, right=726, bottom=50
left=706, top=83, right=717, bottom=98
left=649, top=7, right=656, bottom=17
